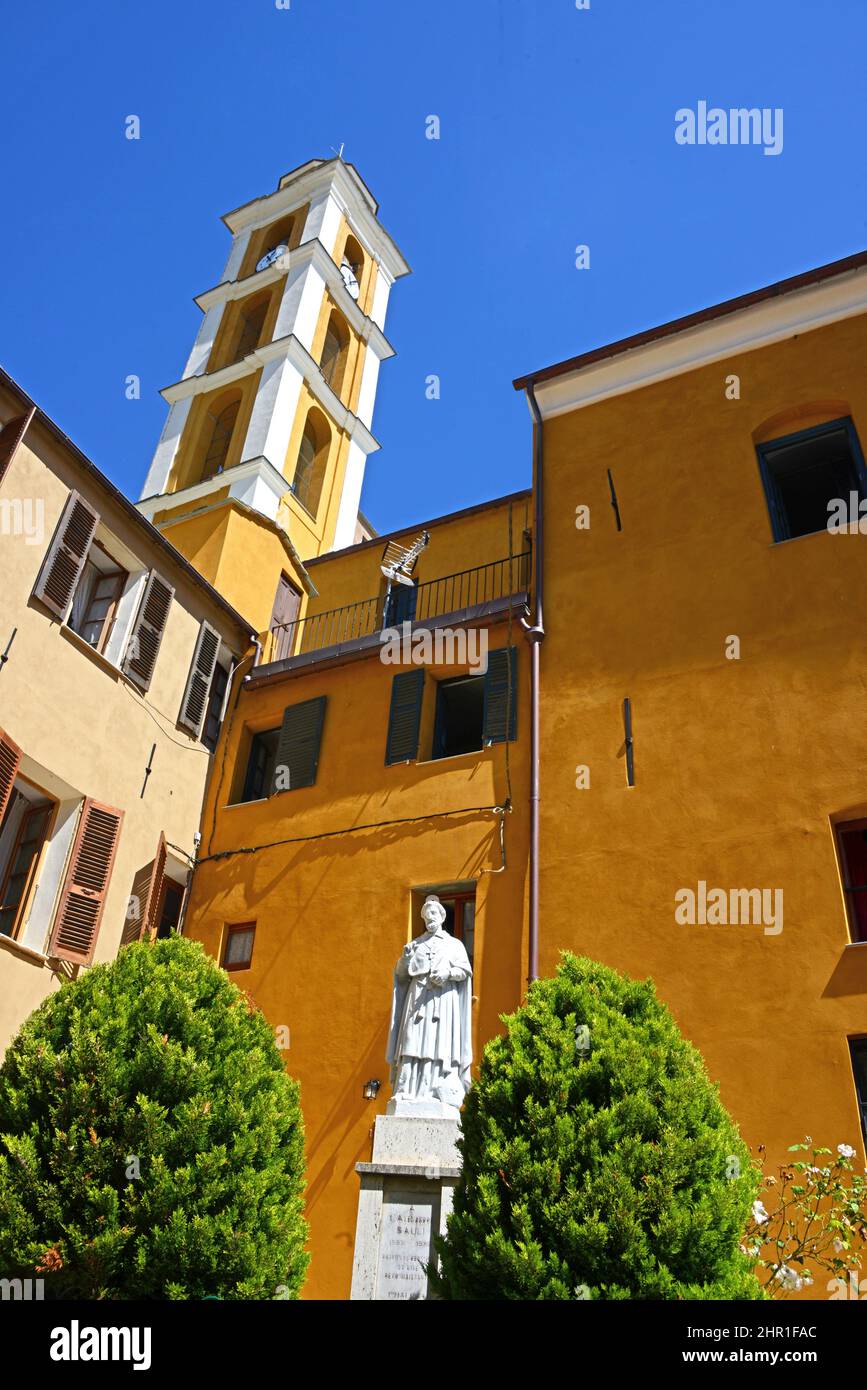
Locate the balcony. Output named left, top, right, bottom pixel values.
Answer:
left=257, top=551, right=531, bottom=676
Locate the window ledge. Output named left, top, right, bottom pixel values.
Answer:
left=769, top=528, right=834, bottom=547
left=417, top=747, right=492, bottom=768
left=0, top=933, right=52, bottom=968
left=844, top=940, right=867, bottom=950
left=60, top=624, right=123, bottom=678
left=60, top=626, right=149, bottom=697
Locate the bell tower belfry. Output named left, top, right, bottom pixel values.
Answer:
left=137, top=157, right=409, bottom=635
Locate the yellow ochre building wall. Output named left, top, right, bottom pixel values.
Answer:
left=183, top=494, right=531, bottom=1298
left=537, top=309, right=867, bottom=1211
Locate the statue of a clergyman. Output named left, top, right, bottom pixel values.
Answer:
left=386, top=895, right=473, bottom=1115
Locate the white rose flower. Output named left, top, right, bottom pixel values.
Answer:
left=837, top=1144, right=856, bottom=1159
left=751, top=1199, right=769, bottom=1224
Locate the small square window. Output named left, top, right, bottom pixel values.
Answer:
left=757, top=418, right=867, bottom=542
left=222, top=922, right=255, bottom=971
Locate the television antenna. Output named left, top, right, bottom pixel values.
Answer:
left=381, top=530, right=430, bottom=588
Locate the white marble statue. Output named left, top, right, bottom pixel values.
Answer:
left=386, top=896, right=473, bottom=1116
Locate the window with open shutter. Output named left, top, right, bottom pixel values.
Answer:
left=49, top=799, right=123, bottom=965
left=385, top=669, right=425, bottom=766
left=0, top=409, right=34, bottom=489
left=122, top=570, right=174, bottom=692
left=32, top=490, right=99, bottom=619
left=273, top=696, right=326, bottom=792
left=121, top=833, right=167, bottom=947
left=483, top=646, right=518, bottom=745
left=178, top=621, right=221, bottom=737
left=0, top=726, right=22, bottom=828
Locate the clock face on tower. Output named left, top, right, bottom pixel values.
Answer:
left=255, top=242, right=289, bottom=273
left=339, top=258, right=360, bottom=300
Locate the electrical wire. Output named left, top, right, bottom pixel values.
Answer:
left=121, top=678, right=212, bottom=753
left=196, top=802, right=508, bottom=865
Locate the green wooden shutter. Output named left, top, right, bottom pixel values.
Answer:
left=385, top=669, right=425, bottom=765
left=273, top=695, right=326, bottom=792
left=483, top=646, right=518, bottom=744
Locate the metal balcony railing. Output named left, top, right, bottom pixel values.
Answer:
left=266, top=551, right=531, bottom=664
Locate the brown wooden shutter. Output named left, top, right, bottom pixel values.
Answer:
left=32, top=490, right=99, bottom=619
left=0, top=726, right=22, bottom=826
left=122, top=570, right=174, bottom=692
left=178, top=621, right=220, bottom=737
left=49, top=799, right=124, bottom=965
left=0, top=409, right=34, bottom=489
left=121, top=833, right=166, bottom=946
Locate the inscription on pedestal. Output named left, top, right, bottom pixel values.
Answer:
left=375, top=1188, right=437, bottom=1300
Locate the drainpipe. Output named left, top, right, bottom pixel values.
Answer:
left=521, top=382, right=545, bottom=985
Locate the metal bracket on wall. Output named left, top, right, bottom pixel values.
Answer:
left=0, top=628, right=17, bottom=674
left=607, top=469, right=623, bottom=531
left=141, top=743, right=156, bottom=800
left=623, top=697, right=635, bottom=786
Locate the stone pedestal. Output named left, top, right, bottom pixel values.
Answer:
left=350, top=1114, right=461, bottom=1301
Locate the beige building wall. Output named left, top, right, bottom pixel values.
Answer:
left=0, top=382, right=253, bottom=1051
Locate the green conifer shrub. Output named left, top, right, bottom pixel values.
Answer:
left=0, top=935, right=308, bottom=1299
left=432, top=953, right=764, bottom=1299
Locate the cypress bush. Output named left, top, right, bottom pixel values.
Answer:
left=0, top=936, right=308, bottom=1299
left=431, top=953, right=763, bottom=1300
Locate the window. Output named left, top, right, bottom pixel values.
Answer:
left=850, top=1038, right=867, bottom=1148
left=67, top=543, right=127, bottom=653
left=412, top=885, right=476, bottom=969
left=320, top=312, right=349, bottom=396
left=269, top=574, right=302, bottom=662
left=245, top=214, right=295, bottom=278
left=292, top=427, right=317, bottom=513
left=321, top=325, right=341, bottom=385
left=291, top=411, right=330, bottom=518
left=340, top=235, right=365, bottom=302
left=201, top=399, right=240, bottom=482
left=440, top=890, right=476, bottom=969
left=241, top=728, right=281, bottom=803
left=202, top=663, right=229, bottom=754
left=155, top=879, right=184, bottom=940
left=835, top=818, right=867, bottom=943
left=757, top=417, right=867, bottom=542
left=233, top=297, right=269, bottom=363
left=433, top=675, right=485, bottom=759
left=222, top=922, right=255, bottom=971
left=384, top=649, right=517, bottom=767
left=0, top=793, right=53, bottom=939
left=382, top=581, right=417, bottom=629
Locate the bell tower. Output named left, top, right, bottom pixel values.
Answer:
left=137, top=157, right=409, bottom=635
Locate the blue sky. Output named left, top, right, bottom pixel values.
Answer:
left=1, top=0, right=866, bottom=536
